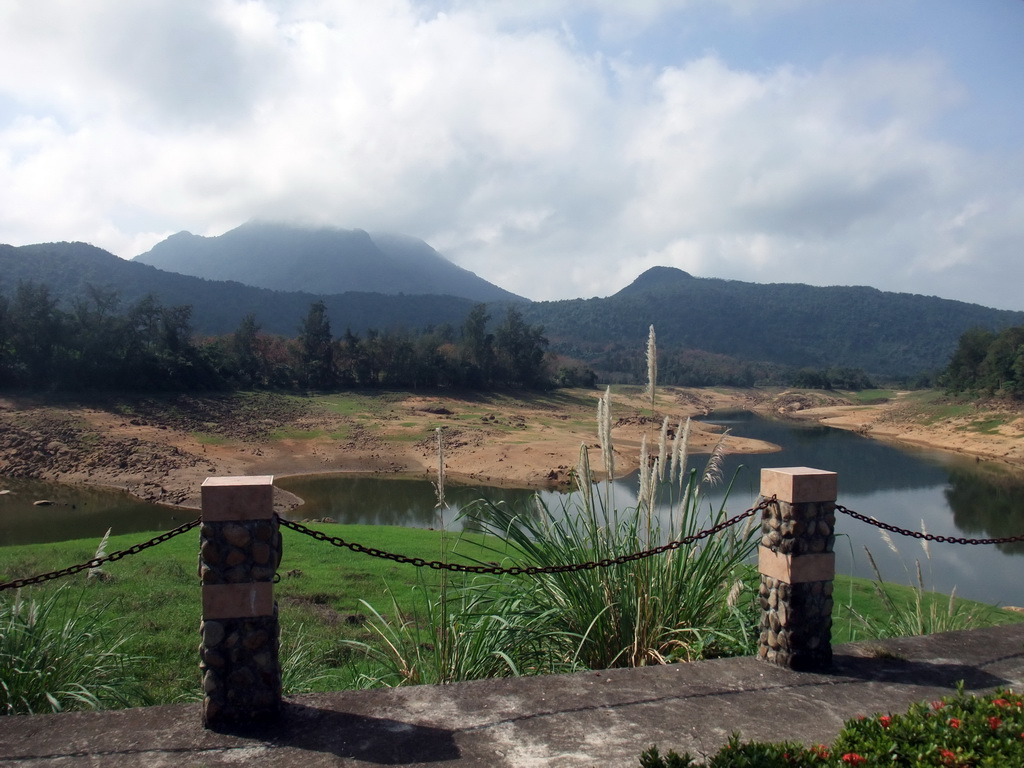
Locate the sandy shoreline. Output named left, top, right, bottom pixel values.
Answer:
left=1, top=387, right=1022, bottom=511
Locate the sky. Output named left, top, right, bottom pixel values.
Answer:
left=1, top=0, right=1023, bottom=309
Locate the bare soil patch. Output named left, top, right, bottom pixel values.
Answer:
left=777, top=391, right=1024, bottom=468
left=8, top=387, right=1015, bottom=512
left=0, top=388, right=773, bottom=510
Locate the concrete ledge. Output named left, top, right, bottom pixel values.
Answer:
left=1, top=623, right=1021, bottom=767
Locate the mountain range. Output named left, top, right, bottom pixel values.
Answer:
left=3, top=223, right=1023, bottom=380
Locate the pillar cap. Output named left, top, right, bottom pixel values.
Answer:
left=760, top=467, right=837, bottom=504
left=202, top=475, right=275, bottom=521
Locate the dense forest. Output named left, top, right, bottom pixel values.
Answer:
left=4, top=244, right=1023, bottom=382
left=942, top=325, right=1024, bottom=397
left=0, top=279, right=897, bottom=394
left=524, top=267, right=1024, bottom=379
left=0, top=284, right=554, bottom=392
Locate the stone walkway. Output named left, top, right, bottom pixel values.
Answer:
left=1, top=624, right=1022, bottom=767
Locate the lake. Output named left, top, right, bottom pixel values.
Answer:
left=693, top=411, right=1024, bottom=608
left=3, top=410, right=1023, bottom=607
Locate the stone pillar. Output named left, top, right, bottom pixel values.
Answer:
left=757, top=467, right=837, bottom=671
left=199, top=476, right=282, bottom=728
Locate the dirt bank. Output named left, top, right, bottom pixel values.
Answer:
left=4, top=387, right=1019, bottom=511
left=763, top=390, right=1024, bottom=468
left=0, top=388, right=775, bottom=510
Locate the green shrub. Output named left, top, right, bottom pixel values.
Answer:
left=1, top=586, right=152, bottom=715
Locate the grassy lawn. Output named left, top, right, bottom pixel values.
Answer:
left=2, top=523, right=1021, bottom=706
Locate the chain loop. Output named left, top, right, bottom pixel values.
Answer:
left=0, top=518, right=201, bottom=592
left=835, top=504, right=1024, bottom=546
left=277, top=497, right=772, bottom=576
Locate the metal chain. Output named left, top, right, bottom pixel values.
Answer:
left=6, top=498, right=1016, bottom=593
left=835, top=504, right=1024, bottom=546
left=0, top=518, right=201, bottom=592
left=277, top=497, right=773, bottom=576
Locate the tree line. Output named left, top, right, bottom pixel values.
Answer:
left=942, top=325, right=1024, bottom=397
left=0, top=283, right=554, bottom=392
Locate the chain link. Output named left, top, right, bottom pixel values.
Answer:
left=835, top=504, right=1024, bottom=546
left=277, top=497, right=773, bottom=576
left=0, top=518, right=201, bottom=592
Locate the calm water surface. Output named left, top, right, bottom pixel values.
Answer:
left=3, top=411, right=1023, bottom=607
left=693, top=411, right=1024, bottom=608
left=0, top=476, right=190, bottom=546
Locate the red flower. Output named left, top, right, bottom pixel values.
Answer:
left=989, top=716, right=1002, bottom=729
left=811, top=745, right=829, bottom=759
left=993, top=698, right=1010, bottom=708
left=939, top=749, right=957, bottom=766
left=948, top=717, right=961, bottom=728
left=842, top=755, right=866, bottom=766
left=931, top=700, right=945, bottom=710
left=879, top=715, right=892, bottom=728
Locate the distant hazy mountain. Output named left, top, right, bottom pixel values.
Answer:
left=134, top=222, right=525, bottom=303
left=0, top=241, right=479, bottom=336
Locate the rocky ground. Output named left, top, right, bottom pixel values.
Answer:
left=0, top=388, right=772, bottom=510
left=1, top=387, right=1021, bottom=511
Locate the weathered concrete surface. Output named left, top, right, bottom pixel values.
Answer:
left=1, top=624, right=1022, bottom=767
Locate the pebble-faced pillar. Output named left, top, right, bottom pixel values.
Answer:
left=199, top=475, right=281, bottom=728
left=757, top=467, right=837, bottom=671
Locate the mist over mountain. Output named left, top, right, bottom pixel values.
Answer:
left=134, top=222, right=525, bottom=303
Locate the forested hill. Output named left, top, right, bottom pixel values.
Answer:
left=134, top=222, right=525, bottom=303
left=523, top=267, right=1024, bottom=378
left=5, top=242, right=1023, bottom=380
left=0, top=242, right=477, bottom=335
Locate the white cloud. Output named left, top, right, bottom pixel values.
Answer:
left=0, top=0, right=1022, bottom=310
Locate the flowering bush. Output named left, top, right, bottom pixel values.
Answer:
left=832, top=685, right=1024, bottom=767
left=640, top=687, right=1023, bottom=766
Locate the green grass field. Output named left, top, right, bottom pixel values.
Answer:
left=2, top=523, right=1020, bottom=706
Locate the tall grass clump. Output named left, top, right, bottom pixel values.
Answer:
left=463, top=417, right=760, bottom=670
left=1, top=586, right=152, bottom=715
left=850, top=525, right=990, bottom=639
left=342, top=577, right=579, bottom=687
